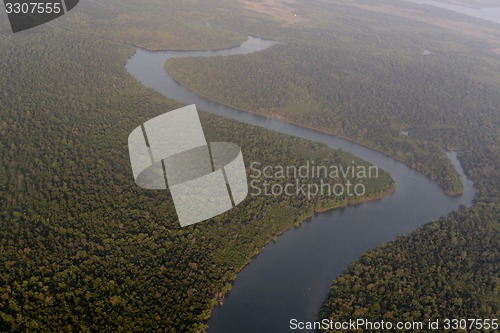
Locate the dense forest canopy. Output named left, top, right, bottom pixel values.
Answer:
left=166, top=0, right=500, bottom=195
left=0, top=0, right=499, bottom=331
left=0, top=4, right=393, bottom=331
left=163, top=0, right=500, bottom=329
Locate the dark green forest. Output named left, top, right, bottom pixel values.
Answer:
left=163, top=0, right=500, bottom=329
left=320, top=205, right=500, bottom=332
left=166, top=0, right=500, bottom=196
left=0, top=6, right=393, bottom=331
left=0, top=0, right=499, bottom=332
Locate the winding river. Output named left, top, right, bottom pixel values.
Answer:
left=126, top=37, right=475, bottom=333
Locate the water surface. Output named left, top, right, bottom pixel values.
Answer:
left=126, top=37, right=475, bottom=333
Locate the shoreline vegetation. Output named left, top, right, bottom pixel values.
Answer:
left=0, top=23, right=396, bottom=330
left=164, top=60, right=464, bottom=196
left=61, top=6, right=467, bottom=197
left=86, top=0, right=499, bottom=331
left=197, top=111, right=398, bottom=331
left=1, top=0, right=497, bottom=331
left=209, top=182, right=397, bottom=309
left=149, top=2, right=499, bottom=327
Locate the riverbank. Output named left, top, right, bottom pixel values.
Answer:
left=126, top=38, right=475, bottom=332
left=207, top=182, right=397, bottom=311
left=164, top=61, right=463, bottom=197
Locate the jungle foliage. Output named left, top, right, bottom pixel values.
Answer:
left=163, top=0, right=500, bottom=328
left=0, top=0, right=499, bottom=331
left=0, top=17, right=392, bottom=332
